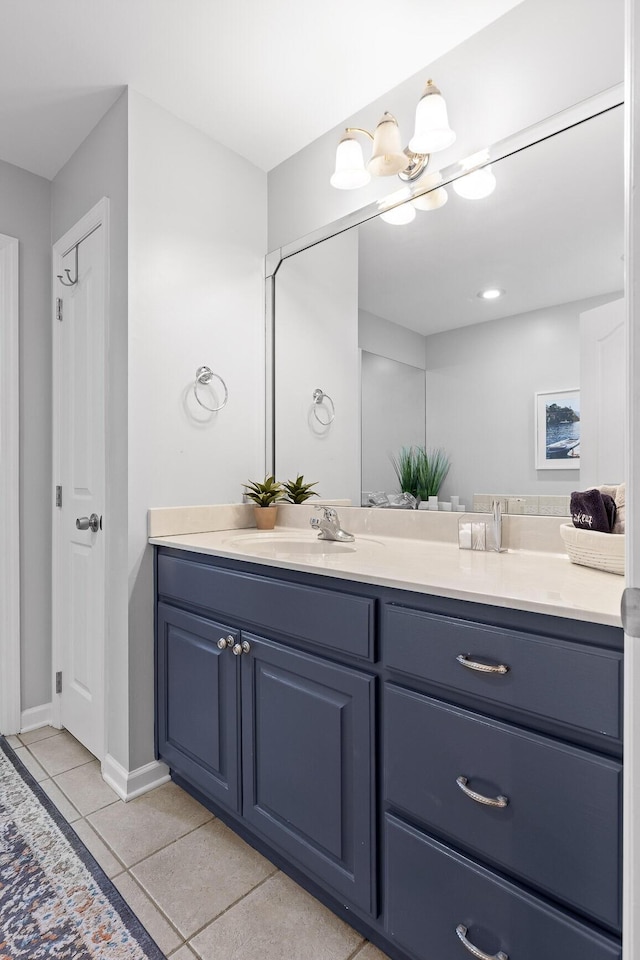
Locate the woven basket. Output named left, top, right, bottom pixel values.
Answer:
left=560, top=524, right=625, bottom=576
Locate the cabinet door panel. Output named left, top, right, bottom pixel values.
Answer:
left=241, top=634, right=375, bottom=914
left=157, top=602, right=239, bottom=811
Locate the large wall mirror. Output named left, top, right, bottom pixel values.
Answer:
left=270, top=101, right=624, bottom=515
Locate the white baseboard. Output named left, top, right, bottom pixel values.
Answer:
left=20, top=703, right=53, bottom=733
left=101, top=753, right=171, bottom=802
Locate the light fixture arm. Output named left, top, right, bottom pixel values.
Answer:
left=344, top=126, right=374, bottom=142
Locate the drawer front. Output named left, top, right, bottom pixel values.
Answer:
left=385, top=685, right=621, bottom=929
left=157, top=553, right=374, bottom=660
left=383, top=604, right=622, bottom=740
left=385, top=815, right=621, bottom=960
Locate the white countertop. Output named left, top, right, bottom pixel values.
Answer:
left=149, top=524, right=624, bottom=628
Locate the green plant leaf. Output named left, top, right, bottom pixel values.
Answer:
left=242, top=475, right=284, bottom=507
left=282, top=474, right=319, bottom=504
left=390, top=446, right=450, bottom=500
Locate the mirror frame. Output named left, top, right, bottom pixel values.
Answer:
left=264, top=83, right=623, bottom=480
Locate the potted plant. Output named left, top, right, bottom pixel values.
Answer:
left=243, top=475, right=284, bottom=530
left=282, top=474, right=319, bottom=504
left=391, top=446, right=450, bottom=502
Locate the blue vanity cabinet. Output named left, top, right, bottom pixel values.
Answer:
left=154, top=546, right=623, bottom=960
left=240, top=633, right=376, bottom=913
left=156, top=602, right=240, bottom=813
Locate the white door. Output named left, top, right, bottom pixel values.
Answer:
left=52, top=200, right=108, bottom=760
left=0, top=235, right=20, bottom=735
left=579, top=297, right=626, bottom=488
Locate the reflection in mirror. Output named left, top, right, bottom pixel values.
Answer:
left=273, top=104, right=624, bottom=514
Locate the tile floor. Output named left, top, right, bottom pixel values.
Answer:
left=6, top=726, right=390, bottom=960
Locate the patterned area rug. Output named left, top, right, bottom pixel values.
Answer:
left=0, top=736, right=166, bottom=959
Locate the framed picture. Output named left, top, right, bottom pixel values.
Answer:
left=535, top=389, right=580, bottom=470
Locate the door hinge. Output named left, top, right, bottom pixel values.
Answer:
left=55, top=671, right=62, bottom=694
left=56, top=297, right=63, bottom=322
left=55, top=485, right=62, bottom=508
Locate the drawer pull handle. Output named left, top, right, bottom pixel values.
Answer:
left=456, top=654, right=509, bottom=675
left=456, top=776, right=509, bottom=808
left=456, top=925, right=508, bottom=960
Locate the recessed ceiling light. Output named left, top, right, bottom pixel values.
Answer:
left=478, top=288, right=504, bottom=300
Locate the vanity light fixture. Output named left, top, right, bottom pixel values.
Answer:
left=380, top=203, right=417, bottom=225
left=377, top=187, right=417, bottom=225
left=478, top=288, right=504, bottom=300
left=330, top=80, right=455, bottom=190
left=452, top=150, right=497, bottom=200
left=376, top=174, right=449, bottom=226
left=411, top=172, right=449, bottom=211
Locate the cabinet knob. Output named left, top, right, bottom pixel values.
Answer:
left=217, top=635, right=234, bottom=650
left=456, top=925, right=508, bottom=960
left=232, top=641, right=251, bottom=656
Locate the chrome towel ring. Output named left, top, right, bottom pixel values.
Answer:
left=194, top=366, right=229, bottom=412
left=312, top=387, right=335, bottom=425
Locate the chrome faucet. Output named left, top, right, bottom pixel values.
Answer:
left=490, top=498, right=504, bottom=552
left=310, top=506, right=355, bottom=542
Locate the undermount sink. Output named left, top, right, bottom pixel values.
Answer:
left=223, top=532, right=381, bottom=560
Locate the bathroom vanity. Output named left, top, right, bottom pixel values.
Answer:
left=152, top=517, right=624, bottom=960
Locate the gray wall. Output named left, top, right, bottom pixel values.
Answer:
left=127, top=91, right=267, bottom=770
left=0, top=160, right=52, bottom=711
left=359, top=311, right=428, bottom=497
left=275, top=230, right=360, bottom=504
left=51, top=90, right=130, bottom=766
left=267, top=0, right=623, bottom=250
left=358, top=310, right=427, bottom=369
left=361, top=352, right=426, bottom=497
left=424, top=297, right=618, bottom=507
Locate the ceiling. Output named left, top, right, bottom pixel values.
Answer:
left=358, top=105, right=624, bottom=336
left=0, top=0, right=522, bottom=180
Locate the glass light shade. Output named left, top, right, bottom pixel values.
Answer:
left=368, top=114, right=410, bottom=177
left=380, top=203, right=416, bottom=225
left=409, top=84, right=456, bottom=154
left=412, top=173, right=448, bottom=211
left=452, top=165, right=497, bottom=200
left=330, top=137, right=371, bottom=189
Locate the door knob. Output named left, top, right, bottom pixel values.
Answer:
left=76, top=513, right=100, bottom=533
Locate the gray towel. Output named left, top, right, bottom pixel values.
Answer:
left=570, top=489, right=617, bottom=533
